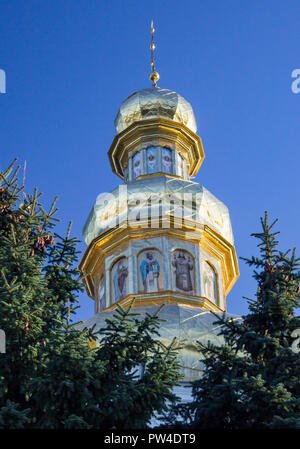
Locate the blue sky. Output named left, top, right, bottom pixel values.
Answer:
left=0, top=0, right=299, bottom=321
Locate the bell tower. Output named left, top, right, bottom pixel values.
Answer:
left=79, top=23, right=239, bottom=380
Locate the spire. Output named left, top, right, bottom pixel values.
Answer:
left=149, top=20, right=160, bottom=87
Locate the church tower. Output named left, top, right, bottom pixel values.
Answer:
left=79, top=23, right=239, bottom=381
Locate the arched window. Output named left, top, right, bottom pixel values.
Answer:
left=171, top=250, right=195, bottom=294
left=111, top=257, right=128, bottom=304
left=202, top=261, right=218, bottom=305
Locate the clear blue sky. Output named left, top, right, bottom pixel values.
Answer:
left=1, top=0, right=299, bottom=321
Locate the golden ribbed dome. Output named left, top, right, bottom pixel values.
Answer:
left=114, top=87, right=197, bottom=134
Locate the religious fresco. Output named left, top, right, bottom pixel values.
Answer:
left=162, top=147, right=172, bottom=174
left=146, top=147, right=158, bottom=174
left=176, top=152, right=184, bottom=177
left=98, top=276, right=105, bottom=312
left=202, top=261, right=218, bottom=305
left=132, top=151, right=141, bottom=178
left=138, top=249, right=163, bottom=293
left=172, top=250, right=195, bottom=294
left=111, top=257, right=128, bottom=303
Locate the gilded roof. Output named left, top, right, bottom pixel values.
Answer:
left=114, top=87, right=197, bottom=134
left=76, top=304, right=240, bottom=382
left=83, top=176, right=234, bottom=246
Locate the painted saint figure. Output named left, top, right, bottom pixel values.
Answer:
left=146, top=147, right=158, bottom=174
left=202, top=261, right=218, bottom=304
left=172, top=251, right=194, bottom=292
left=162, top=147, right=172, bottom=173
left=98, top=276, right=105, bottom=312
left=113, top=258, right=128, bottom=302
left=133, top=151, right=141, bottom=178
left=176, top=153, right=184, bottom=177
left=140, top=251, right=160, bottom=293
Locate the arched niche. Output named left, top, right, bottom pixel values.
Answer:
left=161, top=146, right=173, bottom=174
left=98, top=275, right=106, bottom=312
left=110, top=257, right=128, bottom=305
left=137, top=248, right=164, bottom=293
left=146, top=146, right=159, bottom=174
left=202, top=260, right=219, bottom=305
left=132, top=151, right=142, bottom=179
left=171, top=249, right=195, bottom=294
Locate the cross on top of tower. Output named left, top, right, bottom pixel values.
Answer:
left=149, top=20, right=160, bottom=87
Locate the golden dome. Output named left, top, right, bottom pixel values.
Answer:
left=114, top=87, right=197, bottom=134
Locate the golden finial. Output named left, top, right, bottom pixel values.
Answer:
left=149, top=20, right=160, bottom=87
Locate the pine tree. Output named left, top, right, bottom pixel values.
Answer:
left=177, top=212, right=300, bottom=429
left=0, top=160, right=181, bottom=429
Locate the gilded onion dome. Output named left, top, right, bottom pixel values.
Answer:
left=114, top=87, right=197, bottom=134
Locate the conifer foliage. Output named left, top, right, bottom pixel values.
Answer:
left=0, top=160, right=181, bottom=429
left=181, top=213, right=300, bottom=429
